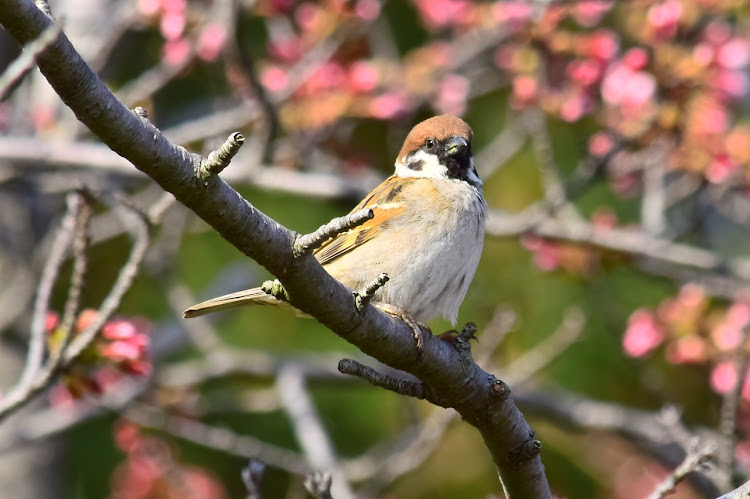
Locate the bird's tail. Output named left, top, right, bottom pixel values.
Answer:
left=182, top=287, right=286, bottom=318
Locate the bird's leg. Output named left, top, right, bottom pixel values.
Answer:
left=374, top=303, right=430, bottom=359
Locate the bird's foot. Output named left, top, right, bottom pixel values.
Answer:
left=437, top=324, right=478, bottom=346
left=375, top=304, right=430, bottom=359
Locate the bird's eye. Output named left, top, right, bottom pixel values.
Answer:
left=425, top=139, right=436, bottom=151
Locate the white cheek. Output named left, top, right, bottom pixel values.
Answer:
left=394, top=149, right=447, bottom=180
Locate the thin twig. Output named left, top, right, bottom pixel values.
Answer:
left=277, top=365, right=355, bottom=499
left=504, top=308, right=585, bottom=385
left=293, top=208, right=373, bottom=257
left=338, top=359, right=432, bottom=402
left=18, top=192, right=82, bottom=391
left=198, top=132, right=245, bottom=180
left=0, top=21, right=61, bottom=100
left=354, top=273, right=389, bottom=312
left=646, top=438, right=716, bottom=499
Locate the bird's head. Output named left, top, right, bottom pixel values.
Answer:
left=395, top=114, right=480, bottom=188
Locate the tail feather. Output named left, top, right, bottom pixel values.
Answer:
left=183, top=287, right=285, bottom=318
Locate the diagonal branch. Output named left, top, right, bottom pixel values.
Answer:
left=0, top=4, right=551, bottom=496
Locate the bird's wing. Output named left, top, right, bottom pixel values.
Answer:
left=314, top=175, right=408, bottom=266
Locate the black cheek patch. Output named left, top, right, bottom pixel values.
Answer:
left=408, top=159, right=424, bottom=171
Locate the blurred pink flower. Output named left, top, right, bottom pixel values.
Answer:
left=623, top=309, right=664, bottom=357
left=693, top=43, right=714, bottom=66
left=493, top=1, right=533, bottom=31
left=735, top=440, right=750, bottom=467
left=622, top=47, right=649, bottom=70
left=705, top=20, right=731, bottom=45
left=369, top=91, right=409, bottom=119
left=571, top=0, right=614, bottom=28
left=45, top=311, right=59, bottom=332
left=521, top=235, right=560, bottom=271
left=584, top=30, right=619, bottom=61
left=355, top=0, right=380, bottom=21
left=567, top=58, right=602, bottom=86
left=588, top=131, right=615, bottom=157
left=512, top=74, right=537, bottom=104
left=436, top=74, right=470, bottom=116
left=136, top=0, right=160, bottom=16
left=717, top=38, right=750, bottom=69
left=304, top=61, right=347, bottom=94
left=647, top=0, right=683, bottom=40
left=712, top=70, right=748, bottom=100
left=415, top=0, right=468, bottom=29
left=260, top=65, right=288, bottom=93
left=162, top=38, right=191, bottom=67
left=296, top=3, right=323, bottom=32
left=160, top=11, right=185, bottom=40
left=161, top=0, right=184, bottom=13
left=706, top=154, right=738, bottom=184
left=666, top=336, right=707, bottom=364
left=197, top=23, right=227, bottom=62
left=559, top=91, right=593, bottom=122
left=711, top=361, right=738, bottom=394
left=602, top=63, right=656, bottom=113
left=348, top=61, right=379, bottom=93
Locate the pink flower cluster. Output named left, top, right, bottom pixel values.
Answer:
left=111, top=420, right=226, bottom=499
left=622, top=284, right=750, bottom=401
left=521, top=208, right=619, bottom=275
left=136, top=0, right=227, bottom=66
left=45, top=309, right=151, bottom=403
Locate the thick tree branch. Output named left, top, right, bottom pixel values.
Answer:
left=0, top=4, right=550, bottom=496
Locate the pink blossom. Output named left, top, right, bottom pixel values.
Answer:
left=101, top=341, right=142, bottom=362
left=711, top=361, right=738, bottom=394
left=136, top=0, right=160, bottom=16
left=348, top=61, right=379, bottom=93
left=567, top=58, right=602, bottom=86
left=588, top=131, right=615, bottom=157
left=162, top=38, right=191, bottom=67
left=705, top=20, right=731, bottom=45
left=717, top=38, right=750, bottom=69
left=31, top=104, right=55, bottom=132
left=295, top=3, right=323, bottom=32
left=677, top=283, right=706, bottom=310
left=354, top=0, right=380, bottom=21
left=559, top=91, right=593, bottom=122
left=416, top=0, right=468, bottom=29
left=727, top=301, right=750, bottom=328
left=601, top=63, right=656, bottom=113
left=197, top=23, right=227, bottom=62
left=647, top=0, right=683, bottom=40
left=706, top=154, right=737, bottom=184
left=591, top=208, right=617, bottom=230
left=512, top=75, right=537, bottom=102
left=623, top=309, right=664, bottom=357
left=493, top=1, right=533, bottom=31
left=103, top=320, right=137, bottom=340
left=436, top=74, right=470, bottom=116
left=666, top=336, right=707, bottom=364
left=622, top=48, right=649, bottom=70
left=584, top=30, right=619, bottom=61
left=712, top=323, right=741, bottom=350
left=260, top=66, right=288, bottom=93
left=161, top=0, right=185, bottom=13
left=45, top=311, right=59, bottom=332
left=304, top=61, right=347, bottom=94
left=735, top=440, right=750, bottom=466
left=114, top=420, right=141, bottom=453
left=369, top=91, right=409, bottom=119
left=713, top=70, right=748, bottom=100
left=571, top=0, right=614, bottom=28
left=76, top=309, right=99, bottom=332
left=693, top=43, right=714, bottom=66
left=160, top=11, right=185, bottom=40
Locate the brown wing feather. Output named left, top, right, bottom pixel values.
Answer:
left=314, top=175, right=407, bottom=266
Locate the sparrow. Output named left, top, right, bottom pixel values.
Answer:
left=183, top=114, right=487, bottom=355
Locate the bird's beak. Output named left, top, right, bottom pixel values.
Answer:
left=445, top=136, right=469, bottom=157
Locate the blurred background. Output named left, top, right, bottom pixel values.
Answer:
left=1, top=0, right=750, bottom=497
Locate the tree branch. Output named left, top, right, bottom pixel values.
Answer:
left=0, top=4, right=550, bottom=495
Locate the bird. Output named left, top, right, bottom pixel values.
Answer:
left=183, top=114, right=487, bottom=355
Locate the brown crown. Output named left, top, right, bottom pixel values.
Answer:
left=397, top=114, right=474, bottom=162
